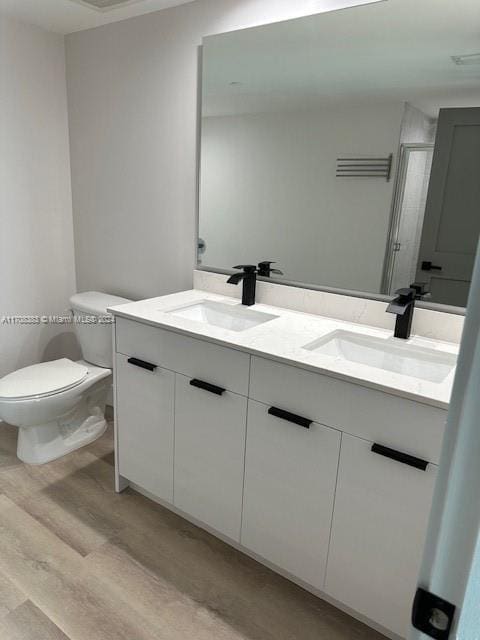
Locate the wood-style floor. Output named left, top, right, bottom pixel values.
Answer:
left=0, top=415, right=385, bottom=640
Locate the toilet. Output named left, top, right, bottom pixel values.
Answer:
left=0, top=292, right=130, bottom=465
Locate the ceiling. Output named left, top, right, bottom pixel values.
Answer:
left=0, top=0, right=197, bottom=34
left=203, top=0, right=480, bottom=118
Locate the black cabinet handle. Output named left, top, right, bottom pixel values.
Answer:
left=127, top=357, right=157, bottom=372
left=268, top=406, right=312, bottom=429
left=190, top=378, right=226, bottom=396
left=371, top=443, right=428, bottom=471
left=421, top=261, right=442, bottom=272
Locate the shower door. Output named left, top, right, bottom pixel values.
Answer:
left=384, top=143, right=434, bottom=295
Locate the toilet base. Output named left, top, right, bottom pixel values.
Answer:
left=17, top=387, right=109, bottom=465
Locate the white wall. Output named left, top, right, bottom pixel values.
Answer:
left=0, top=14, right=78, bottom=377
left=200, top=105, right=404, bottom=293
left=65, top=0, right=377, bottom=300
left=400, top=103, right=436, bottom=145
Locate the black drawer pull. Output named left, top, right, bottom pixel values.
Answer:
left=268, top=406, right=312, bottom=429
left=371, top=443, right=428, bottom=471
left=190, top=378, right=225, bottom=396
left=127, top=357, right=157, bottom=372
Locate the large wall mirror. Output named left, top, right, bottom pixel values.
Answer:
left=198, top=0, right=480, bottom=311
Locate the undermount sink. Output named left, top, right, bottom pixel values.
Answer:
left=166, top=300, right=278, bottom=332
left=303, top=330, right=457, bottom=383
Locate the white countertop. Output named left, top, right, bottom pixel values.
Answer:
left=109, top=289, right=458, bottom=409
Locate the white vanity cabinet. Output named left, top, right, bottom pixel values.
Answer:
left=116, top=353, right=175, bottom=501
left=113, top=315, right=448, bottom=639
left=241, top=399, right=341, bottom=590
left=174, top=373, right=247, bottom=540
left=325, top=433, right=438, bottom=638
left=247, top=356, right=445, bottom=636
left=115, top=316, right=250, bottom=539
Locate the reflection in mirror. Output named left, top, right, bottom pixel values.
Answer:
left=198, top=0, right=480, bottom=310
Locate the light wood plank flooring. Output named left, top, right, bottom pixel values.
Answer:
left=0, top=415, right=385, bottom=640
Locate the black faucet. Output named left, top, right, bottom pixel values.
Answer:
left=227, top=265, right=258, bottom=306
left=386, top=287, right=416, bottom=339
left=258, top=261, right=284, bottom=278
left=410, top=282, right=431, bottom=301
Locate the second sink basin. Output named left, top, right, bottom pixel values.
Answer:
left=303, top=330, right=456, bottom=383
left=166, top=300, right=278, bottom=332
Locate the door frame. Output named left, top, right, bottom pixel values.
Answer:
left=382, top=143, right=434, bottom=295
left=410, top=241, right=480, bottom=638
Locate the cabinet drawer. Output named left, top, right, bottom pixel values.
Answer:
left=325, top=433, right=437, bottom=637
left=174, top=373, right=248, bottom=541
left=242, top=400, right=341, bottom=590
left=250, top=356, right=446, bottom=463
left=116, top=353, right=174, bottom=501
left=116, top=317, right=250, bottom=396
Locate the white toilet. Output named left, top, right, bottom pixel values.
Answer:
left=0, top=292, right=130, bottom=465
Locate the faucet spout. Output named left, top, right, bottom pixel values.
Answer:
left=227, top=272, right=245, bottom=285
left=227, top=265, right=258, bottom=306
left=386, top=287, right=416, bottom=339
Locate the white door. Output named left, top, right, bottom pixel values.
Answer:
left=325, top=433, right=437, bottom=638
left=116, top=353, right=175, bottom=501
left=410, top=246, right=480, bottom=639
left=174, top=373, right=247, bottom=541
left=416, top=108, right=480, bottom=307
left=241, top=399, right=341, bottom=590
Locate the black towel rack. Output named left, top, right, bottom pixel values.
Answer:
left=336, top=154, right=393, bottom=181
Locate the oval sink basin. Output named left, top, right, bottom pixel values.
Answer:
left=166, top=300, right=278, bottom=332
left=303, top=330, right=456, bottom=383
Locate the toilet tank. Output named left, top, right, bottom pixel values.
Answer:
left=70, top=292, right=131, bottom=368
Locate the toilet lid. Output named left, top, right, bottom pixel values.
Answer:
left=0, top=359, right=88, bottom=400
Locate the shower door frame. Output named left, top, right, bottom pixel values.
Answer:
left=381, top=142, right=434, bottom=295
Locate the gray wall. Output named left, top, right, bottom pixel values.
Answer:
left=65, top=0, right=374, bottom=301
left=0, top=14, right=78, bottom=378
left=200, top=104, right=404, bottom=293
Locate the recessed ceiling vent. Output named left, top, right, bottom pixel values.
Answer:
left=71, top=0, right=143, bottom=11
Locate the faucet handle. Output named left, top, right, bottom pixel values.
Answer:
left=233, top=265, right=257, bottom=273
left=410, top=282, right=431, bottom=300
left=258, top=261, right=284, bottom=277
left=394, top=287, right=416, bottom=301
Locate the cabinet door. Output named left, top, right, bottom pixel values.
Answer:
left=325, top=433, right=437, bottom=638
left=241, top=400, right=341, bottom=590
left=116, top=353, right=174, bottom=501
left=174, top=374, right=247, bottom=541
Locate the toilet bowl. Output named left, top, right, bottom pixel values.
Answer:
left=0, top=292, right=130, bottom=464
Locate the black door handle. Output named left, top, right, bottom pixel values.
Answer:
left=127, top=357, right=157, bottom=372
left=268, top=406, right=312, bottom=429
left=371, top=443, right=428, bottom=471
left=421, top=261, right=442, bottom=272
left=190, top=378, right=226, bottom=396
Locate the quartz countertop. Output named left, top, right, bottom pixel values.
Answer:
left=109, top=289, right=458, bottom=409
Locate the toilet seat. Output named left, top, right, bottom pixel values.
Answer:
left=0, top=359, right=89, bottom=401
